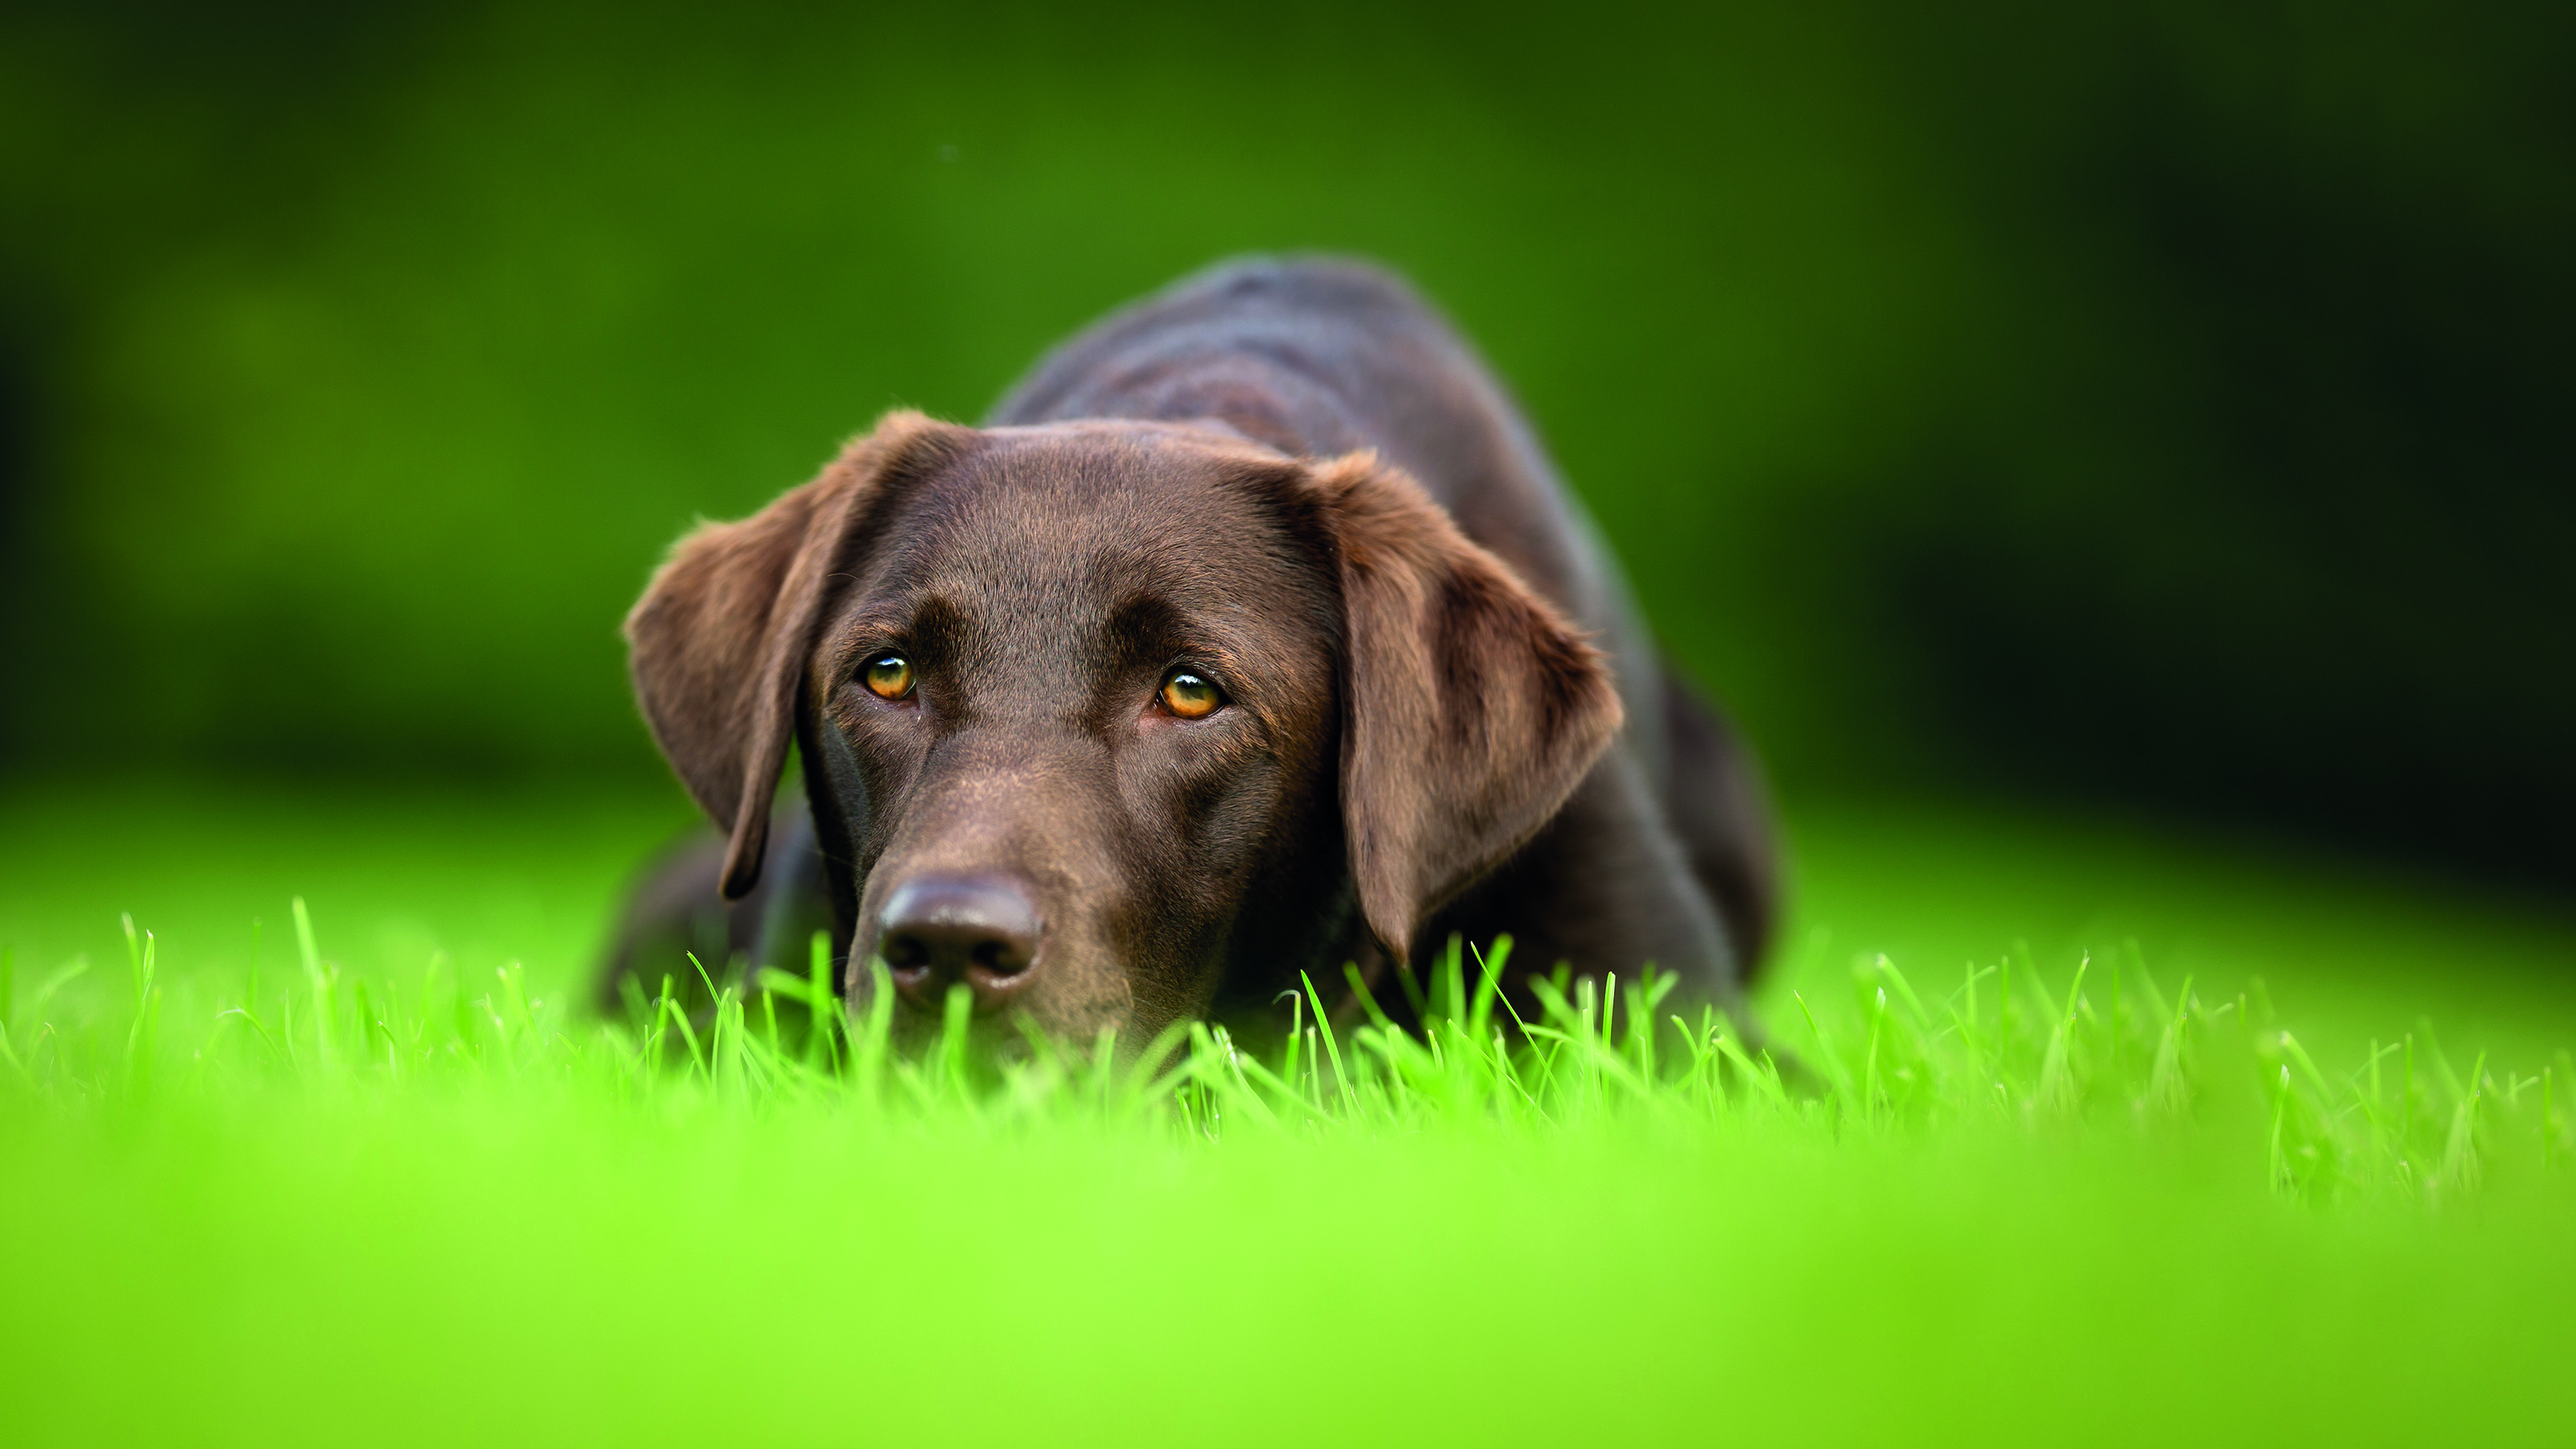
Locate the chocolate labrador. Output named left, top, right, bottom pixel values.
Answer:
left=601, top=258, right=1776, bottom=1051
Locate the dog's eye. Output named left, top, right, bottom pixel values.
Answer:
left=862, top=655, right=915, bottom=700
left=1159, top=668, right=1224, bottom=720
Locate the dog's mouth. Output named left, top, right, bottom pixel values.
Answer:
left=866, top=994, right=1074, bottom=1075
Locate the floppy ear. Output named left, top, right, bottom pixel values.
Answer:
left=624, top=410, right=967, bottom=900
left=1310, top=451, right=1624, bottom=963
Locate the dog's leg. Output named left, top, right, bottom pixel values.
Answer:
left=1423, top=747, right=1737, bottom=1028
left=749, top=800, right=836, bottom=993
left=595, top=829, right=764, bottom=1018
left=1657, top=662, right=1779, bottom=979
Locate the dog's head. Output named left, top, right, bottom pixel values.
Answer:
left=626, top=411, right=1620, bottom=1047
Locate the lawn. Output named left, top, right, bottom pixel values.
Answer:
left=2, top=779, right=2570, bottom=1445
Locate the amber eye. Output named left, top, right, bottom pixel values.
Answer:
left=862, top=655, right=914, bottom=700
left=1159, top=668, right=1224, bottom=720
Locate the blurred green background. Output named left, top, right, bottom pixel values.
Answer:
left=2, top=0, right=2570, bottom=888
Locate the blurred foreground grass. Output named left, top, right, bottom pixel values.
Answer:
left=2, top=781, right=2572, bottom=1444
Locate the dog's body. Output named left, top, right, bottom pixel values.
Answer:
left=605, top=259, right=1775, bottom=1047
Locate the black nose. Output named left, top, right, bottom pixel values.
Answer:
left=876, top=875, right=1042, bottom=1015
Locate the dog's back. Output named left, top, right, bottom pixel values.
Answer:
left=993, top=259, right=1616, bottom=635
left=995, top=258, right=1776, bottom=972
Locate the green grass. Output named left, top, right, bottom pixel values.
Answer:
left=3, top=782, right=2573, bottom=1445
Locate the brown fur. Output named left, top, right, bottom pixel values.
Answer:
left=603, top=258, right=1775, bottom=1051
left=1311, top=450, right=1623, bottom=958
left=626, top=413, right=973, bottom=900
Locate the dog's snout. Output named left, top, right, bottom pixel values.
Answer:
left=877, top=875, right=1042, bottom=1014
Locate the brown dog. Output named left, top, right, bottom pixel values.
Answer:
left=603, top=259, right=1775, bottom=1051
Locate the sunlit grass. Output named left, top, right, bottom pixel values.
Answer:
left=7, top=896, right=2563, bottom=1212
left=3, top=787, right=2573, bottom=1444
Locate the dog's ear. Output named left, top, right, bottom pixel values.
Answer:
left=1309, top=451, right=1624, bottom=963
left=625, top=410, right=968, bottom=900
